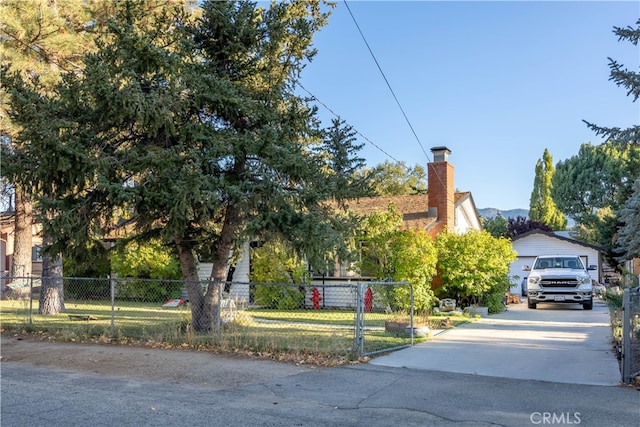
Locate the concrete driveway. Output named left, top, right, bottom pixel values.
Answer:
left=370, top=297, right=622, bottom=386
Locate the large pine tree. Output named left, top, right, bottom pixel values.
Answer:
left=4, top=0, right=364, bottom=332
left=580, top=19, right=640, bottom=262
left=1, top=0, right=99, bottom=311
left=1, top=0, right=194, bottom=313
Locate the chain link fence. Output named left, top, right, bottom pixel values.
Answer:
left=622, top=285, right=640, bottom=385
left=1, top=276, right=420, bottom=359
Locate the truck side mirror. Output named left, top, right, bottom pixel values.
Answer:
left=522, top=265, right=531, bottom=271
left=587, top=265, right=597, bottom=271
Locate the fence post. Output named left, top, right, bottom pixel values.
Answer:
left=28, top=275, right=33, bottom=325
left=622, top=287, right=631, bottom=384
left=409, top=283, right=414, bottom=346
left=110, top=275, right=115, bottom=337
left=354, top=282, right=364, bottom=358
left=216, top=280, right=222, bottom=339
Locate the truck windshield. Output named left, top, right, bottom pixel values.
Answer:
left=534, top=257, right=584, bottom=270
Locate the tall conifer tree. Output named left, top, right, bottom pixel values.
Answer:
left=529, top=149, right=567, bottom=231
left=4, top=1, right=366, bottom=332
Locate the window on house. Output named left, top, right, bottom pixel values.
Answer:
left=32, top=245, right=43, bottom=262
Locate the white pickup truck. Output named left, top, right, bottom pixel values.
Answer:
left=522, top=255, right=597, bottom=310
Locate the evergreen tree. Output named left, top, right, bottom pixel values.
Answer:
left=1, top=0, right=100, bottom=312
left=584, top=19, right=639, bottom=145
left=553, top=142, right=640, bottom=261
left=3, top=0, right=363, bottom=332
left=1, top=0, right=194, bottom=314
left=617, top=179, right=640, bottom=260
left=529, top=149, right=567, bottom=230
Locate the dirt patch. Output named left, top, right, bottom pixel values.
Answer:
left=0, top=333, right=317, bottom=389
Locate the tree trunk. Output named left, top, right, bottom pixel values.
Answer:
left=206, top=204, right=241, bottom=325
left=176, top=237, right=212, bottom=332
left=11, top=187, right=32, bottom=278
left=39, top=250, right=65, bottom=314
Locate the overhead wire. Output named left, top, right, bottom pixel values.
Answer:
left=343, top=0, right=432, bottom=163
left=341, top=0, right=452, bottom=194
left=297, top=81, right=401, bottom=164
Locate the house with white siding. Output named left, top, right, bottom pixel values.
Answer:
left=508, top=229, right=604, bottom=294
left=220, top=146, right=483, bottom=307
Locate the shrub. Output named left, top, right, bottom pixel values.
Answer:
left=252, top=284, right=305, bottom=310
left=115, top=279, right=183, bottom=303
left=64, top=278, right=110, bottom=300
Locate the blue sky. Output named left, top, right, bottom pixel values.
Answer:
left=297, top=1, right=640, bottom=210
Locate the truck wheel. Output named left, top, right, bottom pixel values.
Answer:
left=527, top=299, right=537, bottom=309
left=583, top=299, right=593, bottom=310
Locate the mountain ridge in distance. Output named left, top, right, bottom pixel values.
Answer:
left=477, top=208, right=528, bottom=219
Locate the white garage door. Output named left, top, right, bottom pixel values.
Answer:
left=509, top=256, right=536, bottom=294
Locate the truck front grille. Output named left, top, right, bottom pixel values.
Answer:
left=540, top=279, right=579, bottom=288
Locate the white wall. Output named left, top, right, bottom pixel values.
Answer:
left=454, top=197, right=482, bottom=234
left=510, top=233, right=601, bottom=291
left=197, top=242, right=252, bottom=305
left=509, top=256, right=536, bottom=294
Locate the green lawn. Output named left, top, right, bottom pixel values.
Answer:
left=0, top=299, right=470, bottom=360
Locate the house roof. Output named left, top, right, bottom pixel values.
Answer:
left=337, top=192, right=471, bottom=231
left=512, top=229, right=606, bottom=252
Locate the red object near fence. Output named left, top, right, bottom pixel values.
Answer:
left=310, top=287, right=323, bottom=310
left=365, top=287, right=373, bottom=312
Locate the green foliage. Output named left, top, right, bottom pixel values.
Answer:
left=357, top=205, right=437, bottom=312
left=0, top=0, right=100, bottom=91
left=481, top=275, right=513, bottom=314
left=250, top=238, right=308, bottom=310
left=114, top=279, right=183, bottom=303
left=579, top=18, right=640, bottom=264
left=111, top=240, right=181, bottom=280
left=354, top=160, right=428, bottom=196
left=617, top=179, right=640, bottom=260
left=435, top=230, right=516, bottom=308
left=604, top=289, right=623, bottom=309
left=482, top=215, right=508, bottom=238
left=529, top=149, right=566, bottom=230
left=357, top=204, right=404, bottom=278
left=3, top=0, right=366, bottom=331
left=553, top=142, right=640, bottom=260
left=62, top=242, right=111, bottom=278
left=1, top=0, right=354, bottom=280
left=553, top=142, right=640, bottom=223
left=109, top=239, right=182, bottom=302
left=0, top=0, right=113, bottom=308
left=252, top=285, right=305, bottom=310
left=583, top=18, right=639, bottom=145
left=63, top=277, right=110, bottom=300
left=316, top=118, right=369, bottom=201
left=250, top=238, right=309, bottom=284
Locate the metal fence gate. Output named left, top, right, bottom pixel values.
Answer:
left=621, top=285, right=640, bottom=385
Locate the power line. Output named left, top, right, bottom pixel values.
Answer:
left=297, top=82, right=401, bottom=163
left=342, top=1, right=449, bottom=194
left=343, top=0, right=431, bottom=163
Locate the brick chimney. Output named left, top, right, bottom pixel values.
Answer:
left=427, top=146, right=455, bottom=235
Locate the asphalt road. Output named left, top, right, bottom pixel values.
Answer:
left=2, top=298, right=639, bottom=427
